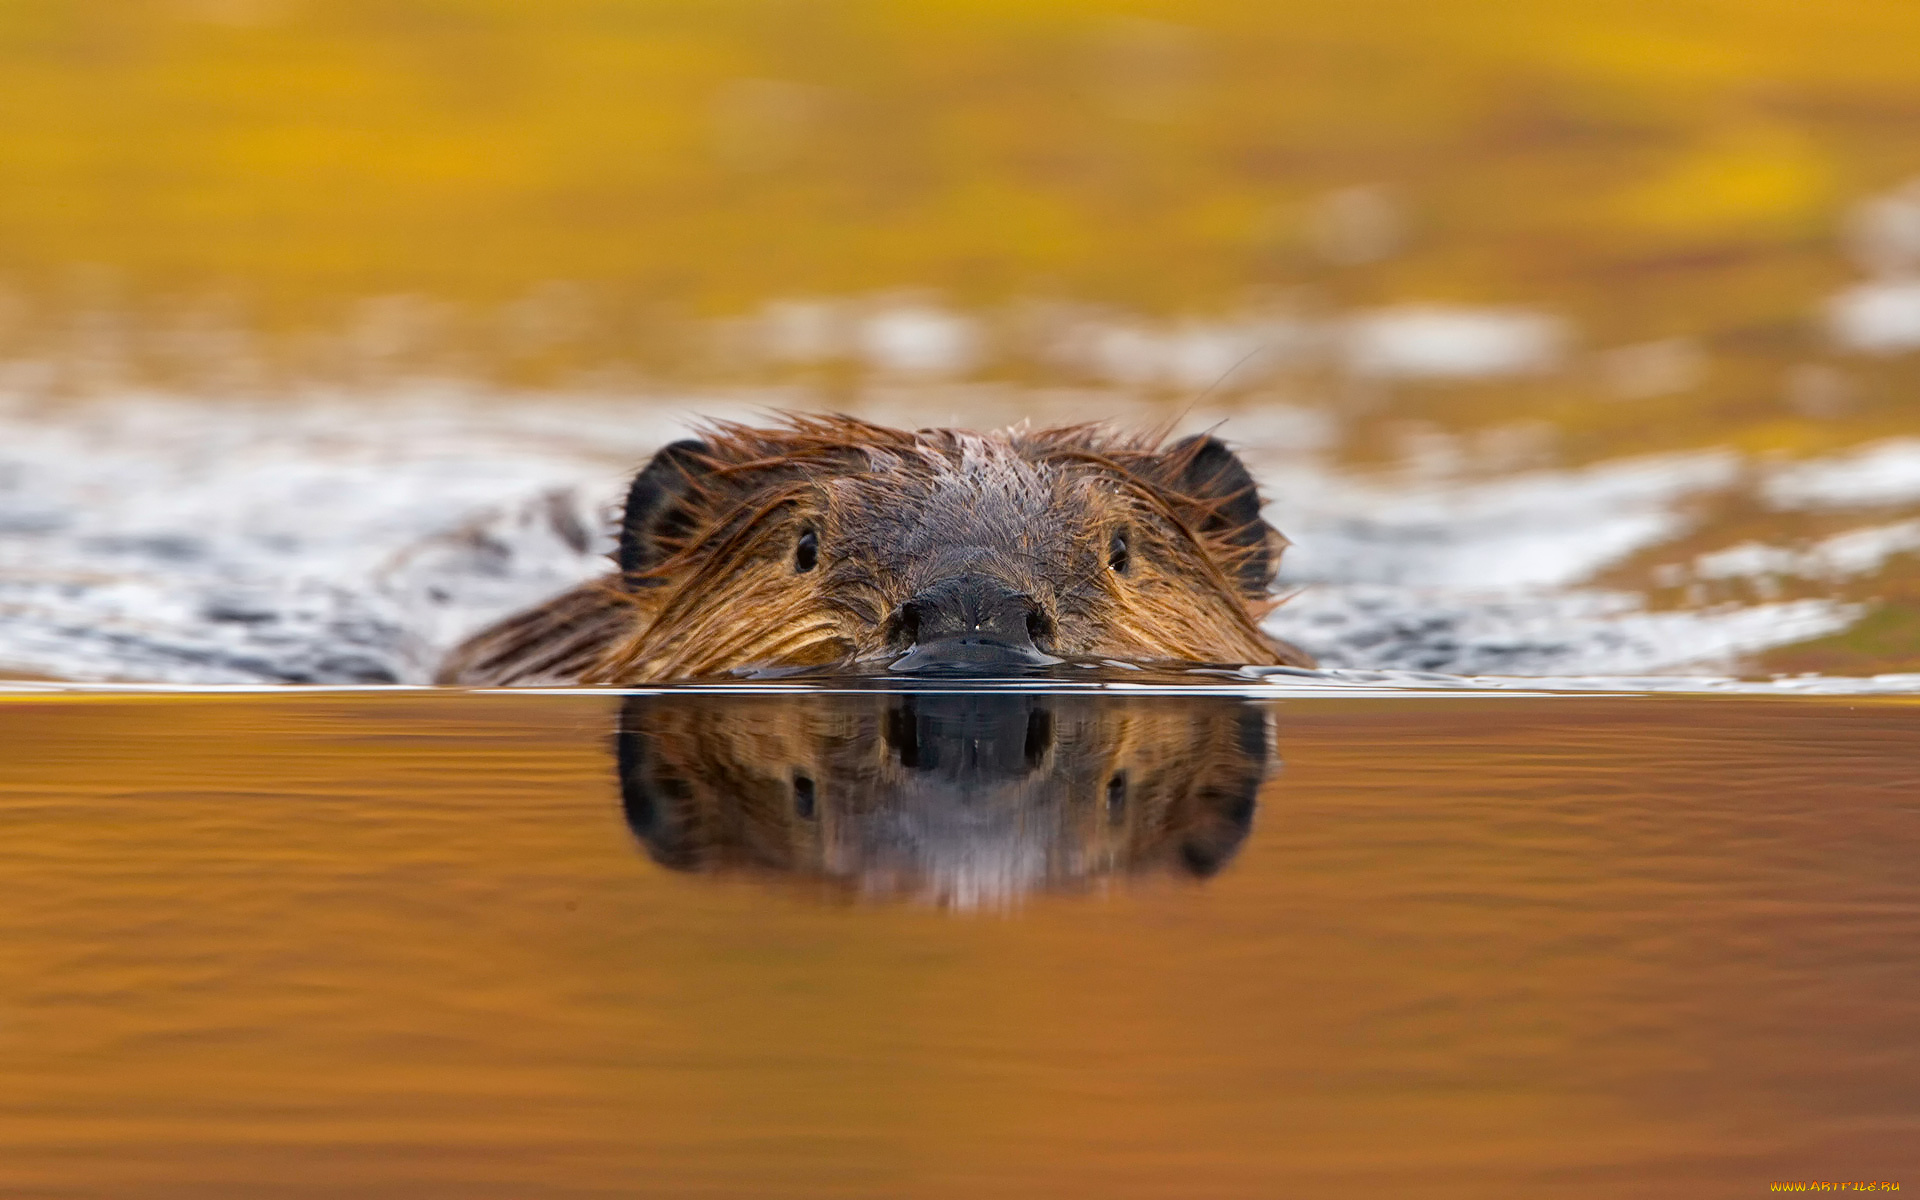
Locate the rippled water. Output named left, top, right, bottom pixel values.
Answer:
left=2, top=686, right=1915, bottom=1196
left=6, top=8, right=1919, bottom=1194
left=4, top=389, right=1915, bottom=689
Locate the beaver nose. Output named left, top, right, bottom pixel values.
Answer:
left=883, top=694, right=1055, bottom=779
left=888, top=574, right=1063, bottom=674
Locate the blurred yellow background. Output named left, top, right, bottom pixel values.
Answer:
left=3, top=1, right=1917, bottom=443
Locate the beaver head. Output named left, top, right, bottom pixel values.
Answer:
left=592, top=415, right=1304, bottom=680
left=614, top=690, right=1274, bottom=904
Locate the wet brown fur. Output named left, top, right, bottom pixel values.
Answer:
left=436, top=414, right=1312, bottom=684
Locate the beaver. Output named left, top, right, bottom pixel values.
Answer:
left=614, top=689, right=1274, bottom=903
left=435, top=414, right=1312, bottom=684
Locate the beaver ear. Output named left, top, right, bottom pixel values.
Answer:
left=1174, top=707, right=1270, bottom=877
left=618, top=439, right=712, bottom=578
left=1162, top=435, right=1277, bottom=597
left=614, top=700, right=705, bottom=870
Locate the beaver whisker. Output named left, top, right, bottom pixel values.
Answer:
left=668, top=623, right=849, bottom=679
left=642, top=592, right=842, bottom=665
left=601, top=611, right=843, bottom=681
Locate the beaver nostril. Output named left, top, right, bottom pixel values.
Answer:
left=894, top=602, right=922, bottom=648
left=888, top=576, right=1063, bottom=671
left=1023, top=708, right=1053, bottom=767
left=884, top=700, right=920, bottom=767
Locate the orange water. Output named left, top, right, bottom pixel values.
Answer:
left=1, top=690, right=1916, bottom=1197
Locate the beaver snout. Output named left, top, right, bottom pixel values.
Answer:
left=887, top=574, right=1064, bottom=674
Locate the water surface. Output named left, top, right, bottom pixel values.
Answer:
left=2, top=687, right=1915, bottom=1197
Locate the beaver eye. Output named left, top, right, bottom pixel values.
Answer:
left=794, top=528, right=818, bottom=573
left=792, top=772, right=817, bottom=820
left=1108, top=529, right=1130, bottom=574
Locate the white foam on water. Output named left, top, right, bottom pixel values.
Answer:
left=0, top=388, right=667, bottom=682
left=1763, top=438, right=1920, bottom=509
left=1264, top=586, right=1859, bottom=677
left=0, top=389, right=1903, bottom=687
left=1264, top=449, right=1741, bottom=589
left=1691, top=520, right=1920, bottom=583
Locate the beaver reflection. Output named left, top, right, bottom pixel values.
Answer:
left=614, top=691, right=1274, bottom=905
